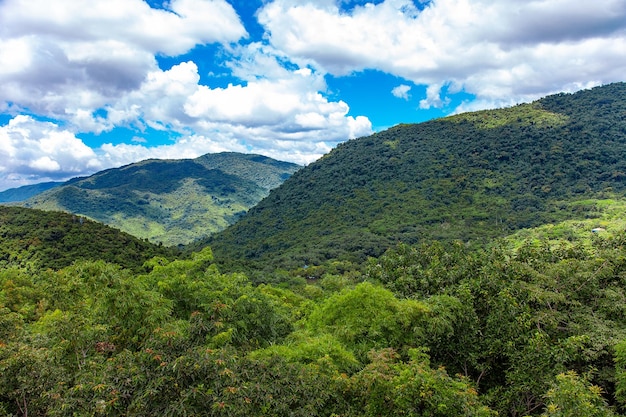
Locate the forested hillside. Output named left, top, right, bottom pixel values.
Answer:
left=206, top=83, right=626, bottom=270
left=18, top=152, right=300, bottom=246
left=0, top=206, right=179, bottom=271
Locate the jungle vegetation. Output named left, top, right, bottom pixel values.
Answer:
left=2, top=218, right=626, bottom=416
left=3, top=83, right=626, bottom=416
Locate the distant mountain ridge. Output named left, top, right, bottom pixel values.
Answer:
left=0, top=181, right=62, bottom=203
left=206, top=82, right=626, bottom=270
left=16, top=152, right=300, bottom=246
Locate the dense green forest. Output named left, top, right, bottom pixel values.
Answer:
left=0, top=207, right=179, bottom=271
left=17, top=153, right=299, bottom=247
left=2, top=214, right=626, bottom=416
left=3, top=83, right=626, bottom=416
left=205, top=83, right=626, bottom=271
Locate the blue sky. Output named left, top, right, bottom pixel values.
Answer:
left=1, top=0, right=625, bottom=191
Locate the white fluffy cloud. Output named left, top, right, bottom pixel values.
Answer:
left=259, top=0, right=626, bottom=107
left=98, top=56, right=371, bottom=162
left=0, top=54, right=372, bottom=189
left=392, top=84, right=412, bottom=100
left=0, top=116, right=102, bottom=189
left=0, top=115, right=246, bottom=190
left=0, top=0, right=246, bottom=55
left=184, top=63, right=370, bottom=139
left=0, top=0, right=247, bottom=123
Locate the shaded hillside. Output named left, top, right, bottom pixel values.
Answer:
left=207, top=83, right=626, bottom=269
left=0, top=206, right=178, bottom=271
left=0, top=181, right=62, bottom=203
left=18, top=152, right=300, bottom=246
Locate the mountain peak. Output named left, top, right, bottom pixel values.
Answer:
left=207, top=82, right=626, bottom=270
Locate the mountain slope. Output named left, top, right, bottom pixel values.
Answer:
left=0, top=206, right=178, bottom=271
left=19, top=152, right=300, bottom=246
left=206, top=82, right=626, bottom=269
left=0, top=181, right=62, bottom=203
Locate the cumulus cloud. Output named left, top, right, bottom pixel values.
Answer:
left=0, top=0, right=246, bottom=55
left=185, top=62, right=360, bottom=133
left=258, top=0, right=626, bottom=107
left=419, top=83, right=450, bottom=109
left=0, top=116, right=102, bottom=190
left=0, top=53, right=372, bottom=189
left=0, top=1, right=375, bottom=190
left=0, top=0, right=247, bottom=122
left=392, top=84, right=412, bottom=100
left=101, top=55, right=371, bottom=163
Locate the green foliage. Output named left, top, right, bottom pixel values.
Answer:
left=305, top=282, right=429, bottom=360
left=349, top=348, right=496, bottom=416
left=0, top=341, right=68, bottom=417
left=70, top=346, right=349, bottom=417
left=0, top=306, right=24, bottom=342
left=248, top=331, right=359, bottom=373
left=142, top=248, right=294, bottom=350
left=17, top=152, right=300, bottom=246
left=0, top=267, right=45, bottom=320
left=448, top=102, right=569, bottom=129
left=616, top=340, right=626, bottom=408
left=365, top=241, right=477, bottom=298
left=541, top=371, right=616, bottom=417
left=3, top=223, right=626, bottom=415
left=364, top=225, right=626, bottom=416
left=0, top=206, right=178, bottom=271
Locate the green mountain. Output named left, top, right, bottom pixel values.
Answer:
left=0, top=206, right=178, bottom=271
left=18, top=152, right=300, bottom=246
left=206, top=82, right=626, bottom=270
left=4, top=86, right=626, bottom=417
left=0, top=181, right=62, bottom=203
